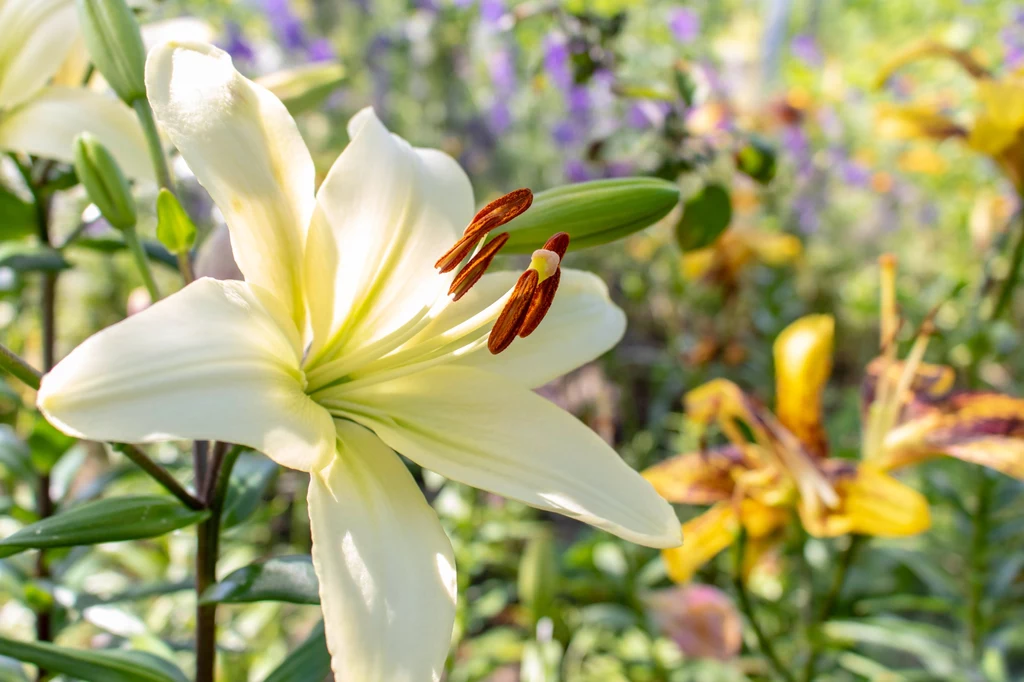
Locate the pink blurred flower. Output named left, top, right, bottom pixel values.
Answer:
left=645, top=584, right=742, bottom=660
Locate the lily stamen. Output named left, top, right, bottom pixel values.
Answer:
left=449, top=232, right=510, bottom=301
left=435, top=188, right=533, bottom=273
left=487, top=232, right=570, bottom=353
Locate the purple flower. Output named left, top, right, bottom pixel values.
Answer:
left=564, top=159, right=592, bottom=182
left=480, top=0, right=505, bottom=24
left=604, top=161, right=634, bottom=178
left=487, top=101, right=512, bottom=134
left=668, top=8, right=700, bottom=44
left=453, top=0, right=475, bottom=6
left=543, top=34, right=573, bottom=90
left=627, top=101, right=671, bottom=129
left=551, top=120, right=580, bottom=147
left=842, top=161, right=871, bottom=187
left=567, top=86, right=591, bottom=117
left=488, top=49, right=517, bottom=92
left=790, top=34, right=821, bottom=65
left=307, top=38, right=336, bottom=62
left=264, top=0, right=306, bottom=51
left=222, top=22, right=255, bottom=64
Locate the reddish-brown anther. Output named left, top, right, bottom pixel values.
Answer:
left=435, top=188, right=533, bottom=273
left=542, top=231, right=570, bottom=259
left=449, top=232, right=510, bottom=301
left=518, top=268, right=560, bottom=338
left=488, top=269, right=539, bottom=354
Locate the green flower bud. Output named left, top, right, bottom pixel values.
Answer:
left=499, top=178, right=680, bottom=254
left=156, top=189, right=197, bottom=254
left=73, top=133, right=136, bottom=231
left=518, top=530, right=559, bottom=626
left=675, top=182, right=732, bottom=252
left=77, top=0, right=147, bottom=104
left=257, top=62, right=346, bottom=117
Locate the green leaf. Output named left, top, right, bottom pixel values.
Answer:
left=0, top=496, right=208, bottom=558
left=675, top=183, right=732, bottom=252
left=155, top=189, right=196, bottom=254
left=73, top=237, right=178, bottom=269
left=200, top=555, right=318, bottom=605
left=735, top=136, right=777, bottom=184
left=0, top=244, right=70, bottom=273
left=263, top=621, right=330, bottom=682
left=0, top=187, right=35, bottom=242
left=0, top=637, right=187, bottom=682
left=222, top=453, right=277, bottom=529
left=823, top=619, right=958, bottom=677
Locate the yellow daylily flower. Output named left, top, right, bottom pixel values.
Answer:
left=35, top=42, right=681, bottom=680
left=645, top=302, right=931, bottom=582
left=875, top=40, right=1024, bottom=190
left=681, top=227, right=802, bottom=286
left=0, top=0, right=151, bottom=178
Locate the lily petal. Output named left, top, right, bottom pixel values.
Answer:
left=332, top=365, right=681, bottom=548
left=146, top=41, right=314, bottom=327
left=773, top=314, right=833, bottom=458
left=662, top=504, right=737, bottom=583
left=801, top=463, right=930, bottom=537
left=37, top=279, right=334, bottom=472
left=310, top=421, right=456, bottom=682
left=642, top=447, right=745, bottom=505
left=442, top=269, right=626, bottom=388
left=304, top=108, right=473, bottom=362
left=0, top=87, right=152, bottom=180
left=0, top=0, right=77, bottom=108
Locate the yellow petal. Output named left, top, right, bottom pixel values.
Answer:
left=876, top=103, right=965, bottom=142
left=662, top=504, right=739, bottom=583
left=801, top=463, right=930, bottom=538
left=739, top=229, right=803, bottom=266
left=969, top=112, right=1019, bottom=156
left=739, top=499, right=789, bottom=539
left=773, top=315, right=834, bottom=458
left=897, top=146, right=948, bottom=175
left=642, top=448, right=744, bottom=505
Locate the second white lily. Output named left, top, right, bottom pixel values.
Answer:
left=36, top=42, right=681, bottom=680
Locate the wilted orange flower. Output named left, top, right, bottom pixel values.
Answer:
left=645, top=584, right=742, bottom=660
left=682, top=227, right=802, bottom=287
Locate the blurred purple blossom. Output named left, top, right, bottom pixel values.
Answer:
left=307, top=38, right=336, bottom=62
left=604, top=161, right=634, bottom=178
left=567, top=86, right=591, bottom=117
left=668, top=8, right=700, bottom=44
left=790, top=34, right=821, bottom=65
left=263, top=0, right=306, bottom=51
left=480, top=0, right=505, bottom=23
left=842, top=161, right=871, bottom=187
left=222, top=22, right=255, bottom=64
left=487, top=101, right=512, bottom=134
left=551, top=120, right=580, bottom=147
left=488, top=49, right=517, bottom=92
left=564, top=159, right=592, bottom=182
left=627, top=100, right=671, bottom=129
left=543, top=34, right=574, bottom=90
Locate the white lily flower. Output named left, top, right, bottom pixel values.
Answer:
left=37, top=42, right=681, bottom=680
left=0, top=0, right=151, bottom=178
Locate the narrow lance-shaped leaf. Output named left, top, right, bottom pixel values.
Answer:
left=0, top=496, right=208, bottom=558
left=200, top=555, right=319, bottom=605
left=0, top=637, right=188, bottom=682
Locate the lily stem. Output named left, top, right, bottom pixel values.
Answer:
left=132, top=99, right=175, bottom=193
left=800, top=535, right=864, bottom=682
left=0, top=342, right=41, bottom=390
left=732, top=529, right=796, bottom=682
left=121, top=226, right=161, bottom=301
left=113, top=444, right=204, bottom=510
left=195, top=443, right=242, bottom=682
left=967, top=469, right=994, bottom=661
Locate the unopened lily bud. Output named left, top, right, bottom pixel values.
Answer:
left=518, top=530, right=559, bottom=626
left=257, top=62, right=346, bottom=116
left=497, top=178, right=680, bottom=254
left=77, top=0, right=147, bottom=104
left=156, top=189, right=197, bottom=254
left=73, top=133, right=136, bottom=231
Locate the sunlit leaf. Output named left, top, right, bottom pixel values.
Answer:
left=221, top=453, right=277, bottom=529
left=200, top=555, right=318, bottom=605
left=0, top=496, right=208, bottom=558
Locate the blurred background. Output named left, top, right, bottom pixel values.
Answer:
left=5, top=0, right=1024, bottom=680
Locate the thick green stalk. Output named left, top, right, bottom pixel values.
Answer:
left=732, top=530, right=796, bottom=682
left=121, top=227, right=160, bottom=301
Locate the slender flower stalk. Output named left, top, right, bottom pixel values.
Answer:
left=121, top=224, right=161, bottom=301
left=0, top=342, right=42, bottom=390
